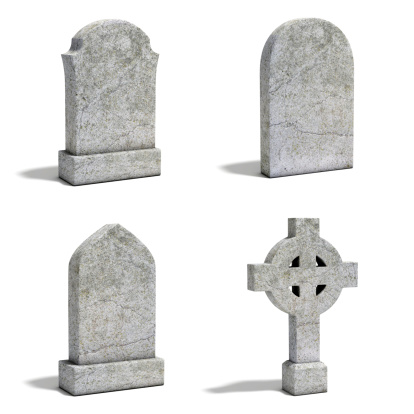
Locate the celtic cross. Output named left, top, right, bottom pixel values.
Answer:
left=248, top=218, right=357, bottom=395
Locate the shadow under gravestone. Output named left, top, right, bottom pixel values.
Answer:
left=206, top=379, right=288, bottom=394
left=25, top=376, right=71, bottom=396
left=18, top=166, right=70, bottom=185
left=220, top=161, right=263, bottom=178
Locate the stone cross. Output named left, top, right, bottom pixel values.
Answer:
left=260, top=18, right=354, bottom=178
left=59, top=224, right=164, bottom=395
left=248, top=218, right=357, bottom=395
left=58, top=20, right=161, bottom=185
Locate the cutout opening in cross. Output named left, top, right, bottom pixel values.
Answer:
left=289, top=257, right=300, bottom=268
left=316, top=285, right=326, bottom=295
left=290, top=286, right=300, bottom=297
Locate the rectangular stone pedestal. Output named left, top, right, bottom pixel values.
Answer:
left=282, top=360, right=327, bottom=396
left=58, top=148, right=161, bottom=185
left=59, top=357, right=164, bottom=396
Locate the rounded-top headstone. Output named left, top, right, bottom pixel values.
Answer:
left=261, top=18, right=354, bottom=177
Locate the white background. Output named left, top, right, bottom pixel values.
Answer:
left=2, top=0, right=413, bottom=412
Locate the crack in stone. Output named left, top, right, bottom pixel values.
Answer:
left=82, top=334, right=155, bottom=356
left=268, top=37, right=334, bottom=96
left=269, top=61, right=323, bottom=96
left=270, top=121, right=352, bottom=137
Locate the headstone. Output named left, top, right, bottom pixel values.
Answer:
left=247, top=218, right=357, bottom=395
left=59, top=224, right=164, bottom=395
left=58, top=20, right=161, bottom=185
left=260, top=19, right=354, bottom=177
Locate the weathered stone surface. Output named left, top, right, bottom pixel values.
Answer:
left=260, top=19, right=354, bottom=178
left=59, top=224, right=164, bottom=395
left=59, top=358, right=164, bottom=396
left=59, top=148, right=160, bottom=185
left=282, top=361, right=327, bottom=396
left=62, top=19, right=158, bottom=155
left=248, top=218, right=357, bottom=395
left=68, top=224, right=155, bottom=364
left=59, top=19, right=160, bottom=185
left=289, top=315, right=320, bottom=363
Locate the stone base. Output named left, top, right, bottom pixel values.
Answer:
left=59, top=357, right=164, bottom=396
left=282, top=360, right=327, bottom=396
left=58, top=148, right=161, bottom=185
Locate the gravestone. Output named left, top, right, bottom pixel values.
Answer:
left=59, top=224, right=164, bottom=395
left=248, top=218, right=357, bottom=395
left=58, top=20, right=161, bottom=185
left=260, top=19, right=354, bottom=177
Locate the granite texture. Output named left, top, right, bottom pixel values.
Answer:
left=248, top=218, right=357, bottom=395
left=260, top=19, right=354, bottom=178
left=59, top=19, right=160, bottom=185
left=59, top=358, right=164, bottom=396
left=59, top=224, right=164, bottom=395
left=282, top=361, right=327, bottom=396
left=289, top=315, right=320, bottom=363
left=68, top=224, right=156, bottom=365
left=59, top=148, right=160, bottom=185
left=62, top=19, right=158, bottom=155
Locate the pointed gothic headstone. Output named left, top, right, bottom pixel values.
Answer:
left=58, top=20, right=161, bottom=185
left=59, top=224, right=164, bottom=395
left=261, top=19, right=354, bottom=177
left=248, top=218, right=357, bottom=395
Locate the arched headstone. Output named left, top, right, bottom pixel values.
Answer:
left=261, top=19, right=354, bottom=177
left=59, top=224, right=164, bottom=395
left=58, top=20, right=161, bottom=185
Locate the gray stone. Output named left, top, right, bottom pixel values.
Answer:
left=59, top=358, right=164, bottom=396
left=260, top=19, right=354, bottom=178
left=282, top=361, right=327, bottom=396
left=248, top=218, right=357, bottom=395
left=59, top=148, right=160, bottom=186
left=59, top=224, right=164, bottom=395
left=59, top=20, right=160, bottom=185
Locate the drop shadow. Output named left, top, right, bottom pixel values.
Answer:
left=25, top=376, right=71, bottom=396
left=205, top=379, right=288, bottom=394
left=18, top=166, right=70, bottom=186
left=220, top=161, right=264, bottom=178
left=221, top=161, right=353, bottom=179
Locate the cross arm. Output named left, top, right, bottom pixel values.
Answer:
left=248, top=264, right=277, bottom=291
left=248, top=262, right=358, bottom=291
left=317, top=262, right=358, bottom=288
left=247, top=264, right=304, bottom=291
